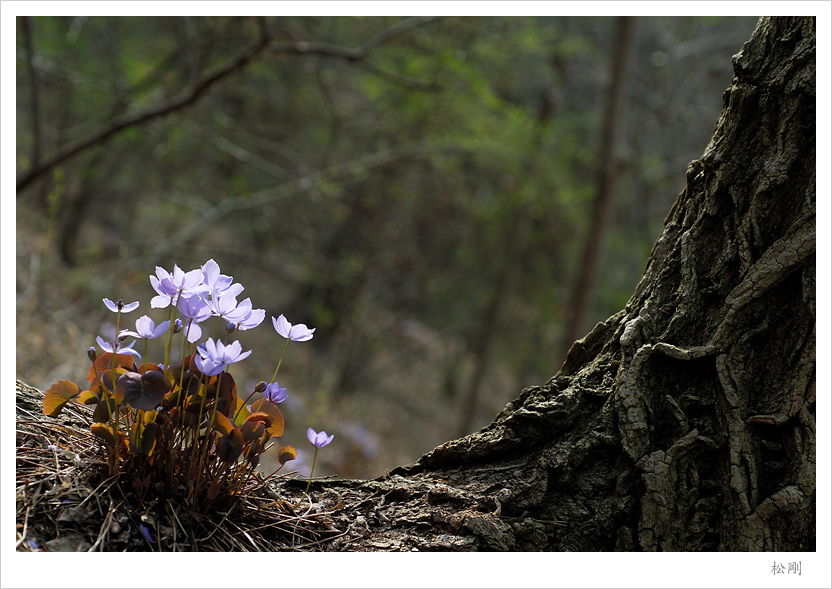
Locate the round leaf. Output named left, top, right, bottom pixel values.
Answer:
left=42, top=380, right=82, bottom=417
left=277, top=445, right=298, bottom=465
left=249, top=399, right=285, bottom=437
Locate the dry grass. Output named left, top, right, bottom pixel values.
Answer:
left=15, top=399, right=343, bottom=552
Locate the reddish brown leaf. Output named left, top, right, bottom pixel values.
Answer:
left=42, top=380, right=82, bottom=417
left=277, top=445, right=298, bottom=465
left=90, top=423, right=119, bottom=447
left=249, top=399, right=284, bottom=437
left=87, top=353, right=135, bottom=382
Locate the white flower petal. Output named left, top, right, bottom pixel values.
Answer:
left=122, top=301, right=140, bottom=313
left=150, top=294, right=171, bottom=308
left=185, top=323, right=202, bottom=343
left=202, top=259, right=220, bottom=285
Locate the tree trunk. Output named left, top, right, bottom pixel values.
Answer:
left=315, top=15, right=815, bottom=552
left=16, top=16, right=815, bottom=553
left=559, top=15, right=635, bottom=362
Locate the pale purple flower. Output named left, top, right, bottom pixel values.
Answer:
left=177, top=293, right=212, bottom=343
left=103, top=298, right=139, bottom=313
left=149, top=264, right=203, bottom=308
left=273, top=314, right=315, bottom=342
left=205, top=291, right=240, bottom=320
left=195, top=338, right=252, bottom=376
left=307, top=427, right=334, bottom=448
left=120, top=315, right=171, bottom=339
left=263, top=382, right=288, bottom=404
left=227, top=297, right=265, bottom=331
left=200, top=259, right=243, bottom=298
left=96, top=335, right=141, bottom=358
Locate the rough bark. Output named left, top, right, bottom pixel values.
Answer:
left=317, top=15, right=815, bottom=552
left=17, top=16, right=815, bottom=552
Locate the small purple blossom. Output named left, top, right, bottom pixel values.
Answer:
left=273, top=314, right=315, bottom=342
left=139, top=523, right=155, bottom=544
left=103, top=298, right=139, bottom=313
left=96, top=335, right=141, bottom=357
left=177, top=293, right=212, bottom=343
left=205, top=291, right=241, bottom=321
left=228, top=298, right=265, bottom=331
left=200, top=259, right=243, bottom=298
left=263, top=382, right=288, bottom=404
left=307, top=427, right=334, bottom=448
left=195, top=338, right=252, bottom=376
left=149, top=264, right=203, bottom=308
left=120, top=315, right=171, bottom=340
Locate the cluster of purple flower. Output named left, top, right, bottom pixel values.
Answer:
left=43, top=258, right=338, bottom=521
left=97, top=259, right=318, bottom=397
left=93, top=259, right=333, bottom=496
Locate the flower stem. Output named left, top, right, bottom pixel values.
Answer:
left=270, top=339, right=290, bottom=384
left=296, top=447, right=319, bottom=506
left=162, top=296, right=178, bottom=374
left=233, top=389, right=257, bottom=422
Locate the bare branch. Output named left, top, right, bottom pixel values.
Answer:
left=356, top=16, right=442, bottom=54
left=15, top=16, right=443, bottom=194
left=356, top=58, right=443, bottom=91
left=16, top=29, right=271, bottom=194
left=269, top=16, right=444, bottom=91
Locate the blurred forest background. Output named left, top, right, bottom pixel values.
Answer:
left=16, top=15, right=760, bottom=479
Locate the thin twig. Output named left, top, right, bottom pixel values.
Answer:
left=87, top=497, right=117, bottom=552
left=15, top=507, right=32, bottom=550
left=267, top=17, right=443, bottom=91
left=289, top=530, right=348, bottom=551
left=357, top=16, right=441, bottom=54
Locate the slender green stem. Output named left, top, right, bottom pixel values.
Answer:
left=233, top=389, right=258, bottom=422
left=270, top=339, right=291, bottom=384
left=110, top=309, right=123, bottom=474
left=209, top=316, right=223, bottom=341
left=177, top=319, right=196, bottom=387
left=108, top=309, right=122, bottom=371
left=296, top=447, right=319, bottom=506
left=184, top=373, right=208, bottom=500
left=162, top=296, right=179, bottom=374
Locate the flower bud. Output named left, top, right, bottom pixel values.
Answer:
left=173, top=318, right=183, bottom=334
left=87, top=347, right=98, bottom=362
left=254, top=380, right=267, bottom=393
left=226, top=322, right=237, bottom=334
